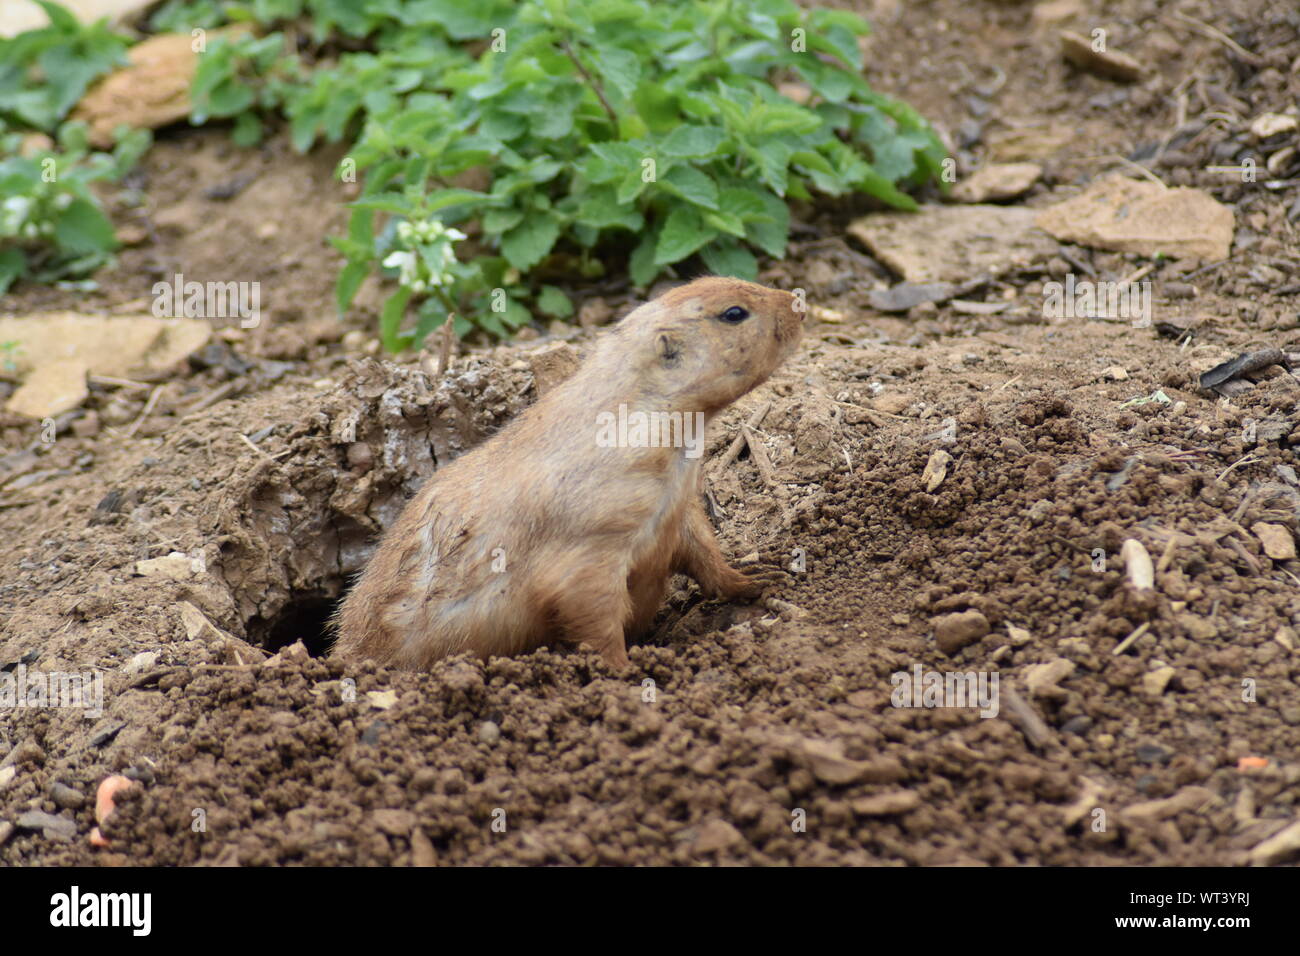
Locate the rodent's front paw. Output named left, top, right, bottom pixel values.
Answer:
left=731, top=565, right=793, bottom=600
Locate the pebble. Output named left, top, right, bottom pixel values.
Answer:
left=478, top=721, right=501, bottom=745
left=0, top=821, right=12, bottom=846
left=372, top=809, right=417, bottom=837
left=1142, top=666, right=1176, bottom=697
left=122, top=651, right=160, bottom=675
left=15, top=810, right=77, bottom=841
left=1024, top=658, right=1075, bottom=697
left=692, top=819, right=743, bottom=853
left=1136, top=743, right=1172, bottom=765
left=1061, top=715, right=1093, bottom=735
left=49, top=782, right=85, bottom=810
left=932, top=610, right=990, bottom=655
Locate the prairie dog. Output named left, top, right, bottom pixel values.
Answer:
left=333, top=276, right=803, bottom=670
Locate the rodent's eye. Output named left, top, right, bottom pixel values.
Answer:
left=720, top=306, right=750, bottom=324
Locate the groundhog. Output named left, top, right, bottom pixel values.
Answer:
left=332, top=276, right=803, bottom=670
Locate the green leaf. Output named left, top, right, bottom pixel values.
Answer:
left=536, top=285, right=573, bottom=318
left=659, top=164, right=718, bottom=209
left=593, top=46, right=639, bottom=101
left=654, top=207, right=714, bottom=265
left=629, top=229, right=659, bottom=287
left=500, top=212, right=560, bottom=270
left=575, top=188, right=643, bottom=231
left=53, top=198, right=117, bottom=256
left=718, top=187, right=770, bottom=221
left=336, top=261, right=369, bottom=315
left=379, top=286, right=414, bottom=352
left=700, top=239, right=758, bottom=280
left=660, top=125, right=726, bottom=158
left=483, top=206, right=525, bottom=234
left=745, top=191, right=789, bottom=258
left=0, top=248, right=26, bottom=297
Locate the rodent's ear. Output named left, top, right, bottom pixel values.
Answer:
left=656, top=332, right=683, bottom=368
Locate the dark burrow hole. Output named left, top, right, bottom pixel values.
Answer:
left=252, top=594, right=341, bottom=657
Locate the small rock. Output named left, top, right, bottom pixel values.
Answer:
left=951, top=162, right=1042, bottom=202
left=177, top=601, right=226, bottom=642
left=921, top=449, right=952, bottom=492
left=0, top=821, right=12, bottom=846
left=1121, top=785, right=1215, bottom=822
left=1176, top=612, right=1218, bottom=641
left=693, top=819, right=743, bottom=853
left=1275, top=626, right=1296, bottom=652
left=851, top=790, right=921, bottom=817
left=1060, top=30, right=1144, bottom=82
left=478, top=721, right=501, bottom=745
left=1143, top=666, right=1176, bottom=697
left=866, top=282, right=955, bottom=313
left=134, top=551, right=202, bottom=580
left=1250, top=113, right=1298, bottom=140
left=372, top=809, right=417, bottom=837
left=0, top=766, right=15, bottom=791
left=1252, top=522, right=1296, bottom=560
left=1006, top=625, right=1033, bottom=646
left=1136, top=742, right=1172, bottom=764
left=411, top=827, right=438, bottom=866
left=1024, top=658, right=1075, bottom=698
left=933, top=610, right=991, bottom=655
left=1102, top=365, right=1129, bottom=381
left=1061, top=715, right=1093, bottom=735
left=49, top=782, right=85, bottom=810
left=366, top=690, right=398, bottom=710
left=122, top=651, right=159, bottom=675
left=784, top=737, right=903, bottom=785
left=871, top=392, right=914, bottom=415
left=15, top=810, right=77, bottom=841
left=89, top=720, right=127, bottom=748
left=1249, top=819, right=1300, bottom=866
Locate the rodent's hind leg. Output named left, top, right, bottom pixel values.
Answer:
left=548, top=567, right=634, bottom=669
left=674, top=496, right=778, bottom=601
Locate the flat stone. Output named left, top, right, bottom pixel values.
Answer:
left=848, top=205, right=1057, bottom=283
left=952, top=163, right=1042, bottom=202
left=1035, top=175, right=1234, bottom=261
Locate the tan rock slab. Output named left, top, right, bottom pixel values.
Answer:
left=1035, top=175, right=1234, bottom=261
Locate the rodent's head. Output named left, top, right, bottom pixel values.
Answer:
left=611, top=277, right=804, bottom=414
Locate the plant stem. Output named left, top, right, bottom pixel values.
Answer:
left=559, top=38, right=618, bottom=128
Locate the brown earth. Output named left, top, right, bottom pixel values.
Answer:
left=2, top=0, right=1300, bottom=865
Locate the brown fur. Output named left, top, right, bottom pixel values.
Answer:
left=332, top=277, right=803, bottom=670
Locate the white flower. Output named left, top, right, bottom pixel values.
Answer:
left=383, top=249, right=415, bottom=271
left=3, top=196, right=31, bottom=223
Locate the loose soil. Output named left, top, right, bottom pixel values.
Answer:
left=2, top=0, right=1299, bottom=865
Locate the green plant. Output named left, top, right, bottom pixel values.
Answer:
left=0, top=121, right=151, bottom=295
left=5, top=0, right=948, bottom=350
left=0, top=2, right=151, bottom=294
left=0, top=0, right=129, bottom=132
left=324, top=0, right=947, bottom=349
